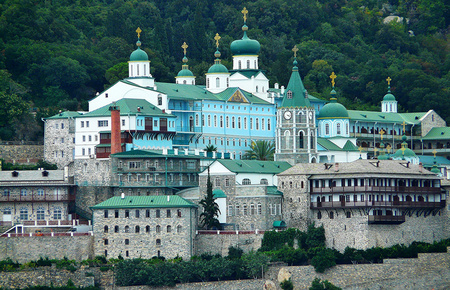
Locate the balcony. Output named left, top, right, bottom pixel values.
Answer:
left=310, top=200, right=445, bottom=209
left=368, top=215, right=405, bottom=224
left=111, top=180, right=199, bottom=188
left=0, top=194, right=75, bottom=202
left=311, top=186, right=441, bottom=195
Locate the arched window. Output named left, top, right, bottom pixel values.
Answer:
left=337, top=123, right=341, bottom=135
left=214, top=115, right=217, bottom=127
left=299, top=131, right=304, bottom=148
left=250, top=204, right=255, bottom=215
left=284, top=131, right=292, bottom=149
left=243, top=204, right=248, bottom=215
left=216, top=77, right=220, bottom=87
left=220, top=116, right=223, bottom=127
left=242, top=178, right=251, bottom=185
left=267, top=119, right=271, bottom=130
left=114, top=226, right=119, bottom=233
left=125, top=226, right=130, bottom=233
left=177, top=225, right=182, bottom=233
left=104, top=225, right=109, bottom=233
left=311, top=132, right=314, bottom=149
left=238, top=117, right=241, bottom=129
left=318, top=212, right=322, bottom=219
left=346, top=123, right=349, bottom=135
left=183, top=80, right=186, bottom=84
left=207, top=115, right=211, bottom=127
left=286, top=90, right=293, bottom=99
left=261, top=118, right=265, bottom=130
left=256, top=86, right=259, bottom=92
left=232, top=117, right=235, bottom=128
left=146, top=225, right=150, bottom=233
left=256, top=118, right=259, bottom=130
left=238, top=60, right=241, bottom=69
left=260, top=178, right=268, bottom=185
left=156, top=225, right=161, bottom=233
left=257, top=203, right=262, bottom=214
left=325, top=124, right=330, bottom=135
left=247, top=60, right=250, bottom=68
left=228, top=205, right=233, bottom=216
left=235, top=205, right=240, bottom=216
left=195, top=114, right=199, bottom=126
left=167, top=225, right=171, bottom=233
left=156, top=239, right=161, bottom=245
left=244, top=117, right=247, bottom=129
left=226, top=116, right=229, bottom=128
left=135, top=225, right=140, bottom=233
left=207, top=78, right=210, bottom=88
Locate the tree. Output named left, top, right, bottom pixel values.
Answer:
left=199, top=167, right=221, bottom=230
left=310, top=248, right=337, bottom=273
left=309, top=278, right=342, bottom=290
left=243, top=140, right=275, bottom=161
left=205, top=144, right=217, bottom=152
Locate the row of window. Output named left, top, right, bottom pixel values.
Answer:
left=317, top=211, right=352, bottom=219
left=202, top=104, right=270, bottom=112
left=226, top=203, right=281, bottom=216
left=104, top=209, right=182, bottom=219
left=119, top=160, right=197, bottom=170
left=310, top=178, right=437, bottom=188
left=80, top=120, right=109, bottom=128
left=314, top=194, right=433, bottom=203
left=103, top=224, right=182, bottom=234
left=54, top=123, right=65, bottom=130
left=2, top=207, right=62, bottom=220
left=2, top=189, right=63, bottom=196
left=197, top=114, right=271, bottom=131
left=81, top=135, right=98, bottom=142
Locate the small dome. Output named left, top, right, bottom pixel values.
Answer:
left=130, top=47, right=148, bottom=61
left=383, top=93, right=396, bottom=101
left=318, top=98, right=349, bottom=119
left=207, top=63, right=229, bottom=74
left=377, top=154, right=390, bottom=160
left=230, top=29, right=260, bottom=56
left=393, top=143, right=418, bottom=159
left=177, top=69, right=194, bottom=77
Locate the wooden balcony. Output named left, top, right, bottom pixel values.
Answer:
left=0, top=194, right=75, bottom=202
left=368, top=215, right=405, bottom=224
left=310, top=200, right=445, bottom=209
left=311, top=186, right=441, bottom=195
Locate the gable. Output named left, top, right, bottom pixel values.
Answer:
left=228, top=89, right=249, bottom=103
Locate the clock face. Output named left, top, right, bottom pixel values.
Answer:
left=284, top=111, right=292, bottom=120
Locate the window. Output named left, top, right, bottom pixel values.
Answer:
left=286, top=90, right=293, bottom=99
left=215, top=178, right=220, bottom=187
left=228, top=205, right=233, bottom=216
left=156, top=210, right=160, bottom=218
left=346, top=212, right=351, bottom=218
left=256, top=118, right=259, bottom=130
left=260, top=179, right=268, bottom=185
left=86, top=121, right=89, bottom=127
left=81, top=121, right=84, bottom=128
left=98, top=120, right=108, bottom=127
left=329, top=211, right=334, bottom=219
left=3, top=189, right=9, bottom=196
left=156, top=225, right=161, bottom=233
left=318, top=212, right=322, bottom=219
left=225, top=178, right=230, bottom=187
left=250, top=118, right=253, bottom=130
left=37, top=189, right=44, bottom=196
left=247, top=60, right=250, bottom=68
left=146, top=209, right=150, bottom=218
left=242, top=178, right=251, bottom=185
left=115, top=210, right=119, bottom=218
left=104, top=239, right=108, bottom=245
left=61, top=123, right=64, bottom=129
left=220, top=116, right=223, bottom=127
left=146, top=225, right=150, bottom=233
left=125, top=210, right=129, bottom=218
left=208, top=115, right=211, bottom=127
left=166, top=209, right=171, bottom=218
left=243, top=204, right=248, bottom=215
left=104, top=210, right=109, bottom=218
left=238, top=117, right=241, bottom=129
left=115, top=226, right=119, bottom=233
left=244, top=117, right=247, bottom=130
left=129, top=161, right=141, bottom=169
left=125, top=239, right=129, bottom=245
left=156, top=239, right=161, bottom=246
left=250, top=204, right=255, bottom=215
left=19, top=208, right=28, bottom=220
left=135, top=225, right=140, bottom=233
left=20, top=189, right=27, bottom=196
left=104, top=225, right=109, bottom=233
left=235, top=205, right=240, bottom=216
left=337, top=123, right=341, bottom=135
left=36, top=208, right=45, bottom=220
left=177, top=225, right=182, bottom=233
left=167, top=225, right=172, bottom=233
left=214, top=115, right=217, bottom=127
left=216, top=77, right=220, bottom=87
left=226, top=116, right=229, bottom=128
left=177, top=209, right=182, bottom=217
left=135, top=210, right=140, bottom=218
left=325, top=124, right=330, bottom=135
left=232, top=117, right=235, bottom=128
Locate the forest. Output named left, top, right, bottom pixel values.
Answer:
left=0, top=0, right=448, bottom=141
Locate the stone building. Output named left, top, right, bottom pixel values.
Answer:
left=91, top=195, right=197, bottom=260
left=278, top=159, right=447, bottom=251
left=179, top=159, right=291, bottom=231
left=0, top=169, right=76, bottom=231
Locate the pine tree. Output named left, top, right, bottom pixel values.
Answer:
left=199, top=167, right=221, bottom=230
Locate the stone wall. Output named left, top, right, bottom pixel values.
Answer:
left=75, top=185, right=113, bottom=218
left=195, top=232, right=263, bottom=256
left=420, top=110, right=446, bottom=137
left=0, top=235, right=94, bottom=263
left=0, top=145, right=44, bottom=164
left=279, top=174, right=310, bottom=231
left=43, top=118, right=75, bottom=168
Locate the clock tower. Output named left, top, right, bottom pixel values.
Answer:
left=275, top=46, right=317, bottom=165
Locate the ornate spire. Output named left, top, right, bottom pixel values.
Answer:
left=181, top=42, right=189, bottom=69
left=213, top=33, right=222, bottom=64
left=292, top=45, right=299, bottom=70
left=386, top=76, right=391, bottom=92
left=330, top=72, right=337, bottom=88
left=136, top=27, right=142, bottom=47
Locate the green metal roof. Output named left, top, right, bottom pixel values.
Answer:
left=207, top=63, right=229, bottom=74
left=212, top=189, right=227, bottom=198
left=318, top=98, right=349, bottom=119
left=267, top=186, right=283, bottom=195
left=422, top=127, right=450, bottom=140
left=229, top=70, right=266, bottom=79
left=342, top=140, right=359, bottom=151
left=91, top=195, right=197, bottom=210
left=383, top=93, right=396, bottom=101
left=217, top=160, right=291, bottom=174
left=347, top=110, right=426, bottom=124
left=317, top=138, right=344, bottom=151
left=45, top=111, right=84, bottom=120
left=155, top=82, right=218, bottom=101
left=230, top=29, right=260, bottom=56
left=81, top=99, right=174, bottom=118
left=111, top=149, right=205, bottom=159
left=130, top=47, right=149, bottom=61
left=177, top=68, right=194, bottom=77
left=280, top=60, right=311, bottom=108
left=215, top=87, right=270, bottom=104
left=273, top=220, right=286, bottom=228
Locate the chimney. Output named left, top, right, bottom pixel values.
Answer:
left=281, top=86, right=285, bottom=95
left=274, top=83, right=279, bottom=89
left=407, top=161, right=410, bottom=168
left=419, top=162, right=423, bottom=172
left=167, top=196, right=170, bottom=202
left=109, top=104, right=121, bottom=155
left=121, top=192, right=125, bottom=199
left=334, top=163, right=339, bottom=172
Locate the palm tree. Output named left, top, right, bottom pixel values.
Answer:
left=243, top=140, right=275, bottom=161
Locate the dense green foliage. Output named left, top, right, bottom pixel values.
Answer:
left=1, top=159, right=57, bottom=171
left=309, top=278, right=342, bottom=290
left=243, top=140, right=275, bottom=161
left=199, top=167, right=221, bottom=229
left=0, top=0, right=448, bottom=141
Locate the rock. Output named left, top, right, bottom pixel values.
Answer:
left=264, top=279, right=276, bottom=290
left=278, top=267, right=292, bottom=283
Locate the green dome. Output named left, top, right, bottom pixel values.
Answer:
left=393, top=143, right=417, bottom=159
left=318, top=98, right=349, bottom=119
left=377, top=154, right=390, bottom=160
left=383, top=93, right=396, bottom=101
left=230, top=28, right=260, bottom=56
left=177, top=68, right=194, bottom=77
left=207, top=63, right=229, bottom=74
left=130, top=47, right=148, bottom=61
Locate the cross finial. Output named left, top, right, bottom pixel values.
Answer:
left=400, top=146, right=406, bottom=154
left=401, top=121, right=407, bottom=133
left=386, top=77, right=392, bottom=86
left=242, top=7, right=248, bottom=22
left=181, top=42, right=188, bottom=55
left=432, top=149, right=437, bottom=157
left=330, top=72, right=337, bottom=87
left=214, top=33, right=221, bottom=48
left=292, top=45, right=299, bottom=58
left=374, top=147, right=378, bottom=157
left=379, top=129, right=385, bottom=140
left=136, top=27, right=142, bottom=39
left=358, top=146, right=363, bottom=153
left=386, top=144, right=392, bottom=153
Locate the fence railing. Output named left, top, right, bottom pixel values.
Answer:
left=1, top=232, right=93, bottom=238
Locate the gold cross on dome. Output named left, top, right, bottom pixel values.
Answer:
left=386, top=144, right=392, bottom=153
left=214, top=33, right=221, bottom=48
left=386, top=77, right=392, bottom=86
left=330, top=72, right=337, bottom=87
left=374, top=147, right=379, bottom=157
left=358, top=146, right=363, bottom=153
left=401, top=146, right=406, bottom=154
left=401, top=121, right=407, bottom=133
left=136, top=27, right=142, bottom=38
left=181, top=42, right=188, bottom=55
left=242, top=7, right=248, bottom=22
left=432, top=149, right=437, bottom=157
left=292, top=45, right=299, bottom=58
left=379, top=129, right=385, bottom=140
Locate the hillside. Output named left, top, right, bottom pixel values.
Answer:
left=0, top=0, right=448, bottom=141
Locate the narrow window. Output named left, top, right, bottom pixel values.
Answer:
left=104, top=225, right=108, bottom=233
left=114, top=226, right=119, bottom=233
left=135, top=225, right=140, bottom=233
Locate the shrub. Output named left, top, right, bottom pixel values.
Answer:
left=309, top=278, right=342, bottom=290
left=310, top=248, right=336, bottom=273
left=280, top=278, right=294, bottom=290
